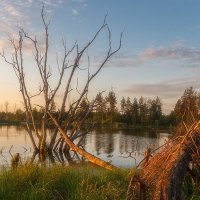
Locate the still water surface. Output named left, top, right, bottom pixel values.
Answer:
left=0, top=125, right=169, bottom=168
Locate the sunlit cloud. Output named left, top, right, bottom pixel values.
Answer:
left=0, top=35, right=46, bottom=56
left=0, top=0, right=88, bottom=36
left=0, top=40, right=11, bottom=52
left=123, top=77, right=200, bottom=99
left=105, top=54, right=141, bottom=67
left=123, top=77, right=200, bottom=113
left=0, top=1, right=28, bottom=35
left=4, top=3, right=22, bottom=18
left=105, top=43, right=200, bottom=68
left=138, top=46, right=200, bottom=63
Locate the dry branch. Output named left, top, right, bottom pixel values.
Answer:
left=129, top=120, right=200, bottom=199
left=0, top=5, right=122, bottom=165
left=48, top=112, right=116, bottom=171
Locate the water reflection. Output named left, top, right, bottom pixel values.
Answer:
left=82, top=129, right=167, bottom=167
left=0, top=125, right=169, bottom=168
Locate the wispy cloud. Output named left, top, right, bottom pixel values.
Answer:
left=0, top=0, right=89, bottom=55
left=4, top=3, right=22, bottom=18
left=72, top=8, right=79, bottom=15
left=0, top=37, right=46, bottom=56
left=0, top=0, right=88, bottom=36
left=0, top=40, right=11, bottom=52
left=138, top=46, right=200, bottom=63
left=123, top=77, right=200, bottom=113
left=0, top=1, right=29, bottom=35
left=105, top=54, right=141, bottom=67
left=0, top=0, right=48, bottom=37
left=123, top=77, right=200, bottom=99
left=39, top=0, right=64, bottom=7
left=106, top=43, right=200, bottom=68
left=69, top=0, right=88, bottom=18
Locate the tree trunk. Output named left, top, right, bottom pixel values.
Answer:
left=160, top=151, right=191, bottom=200
left=135, top=129, right=200, bottom=200
left=48, top=112, right=116, bottom=171
left=26, top=124, right=38, bottom=153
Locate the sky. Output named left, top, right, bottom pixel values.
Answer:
left=1, top=0, right=200, bottom=114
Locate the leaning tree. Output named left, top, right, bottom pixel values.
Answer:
left=1, top=6, right=122, bottom=168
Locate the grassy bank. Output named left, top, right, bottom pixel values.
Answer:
left=0, top=164, right=132, bottom=200
left=0, top=164, right=199, bottom=199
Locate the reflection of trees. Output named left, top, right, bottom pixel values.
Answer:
left=87, top=129, right=163, bottom=160
left=119, top=134, right=136, bottom=154
left=15, top=125, right=26, bottom=132
left=0, top=126, right=168, bottom=167
left=104, top=133, right=114, bottom=155
left=95, top=133, right=102, bottom=155
left=29, top=150, right=76, bottom=166
left=93, top=131, right=115, bottom=156
left=118, top=130, right=160, bottom=159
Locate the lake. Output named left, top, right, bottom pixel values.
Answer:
left=0, top=125, right=169, bottom=168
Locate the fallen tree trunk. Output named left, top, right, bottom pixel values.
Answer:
left=128, top=121, right=200, bottom=200
left=166, top=152, right=191, bottom=199
left=153, top=146, right=191, bottom=199
left=48, top=112, right=116, bottom=171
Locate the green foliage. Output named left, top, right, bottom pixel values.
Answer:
left=0, top=107, right=43, bottom=124
left=120, top=96, right=167, bottom=127
left=181, top=174, right=200, bottom=199
left=0, top=164, right=130, bottom=200
left=106, top=91, right=117, bottom=124
left=173, top=87, right=200, bottom=124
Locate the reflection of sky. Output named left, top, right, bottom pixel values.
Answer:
left=83, top=130, right=166, bottom=168
left=0, top=126, right=170, bottom=168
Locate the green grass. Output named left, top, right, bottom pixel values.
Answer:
left=1, top=163, right=199, bottom=200
left=181, top=174, right=200, bottom=200
left=0, top=164, right=132, bottom=200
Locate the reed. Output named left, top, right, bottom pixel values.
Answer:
left=0, top=163, right=132, bottom=200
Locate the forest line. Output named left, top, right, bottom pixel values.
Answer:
left=0, top=86, right=197, bottom=128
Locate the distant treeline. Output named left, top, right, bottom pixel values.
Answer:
left=0, top=87, right=197, bottom=128
left=91, top=91, right=176, bottom=127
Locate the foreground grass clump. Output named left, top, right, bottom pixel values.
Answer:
left=0, top=164, right=131, bottom=200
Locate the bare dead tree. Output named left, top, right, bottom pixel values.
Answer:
left=0, top=6, right=122, bottom=167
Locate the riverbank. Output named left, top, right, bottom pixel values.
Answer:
left=0, top=162, right=199, bottom=199
left=0, top=164, right=132, bottom=200
left=0, top=121, right=171, bottom=132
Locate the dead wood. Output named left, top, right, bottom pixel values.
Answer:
left=127, top=174, right=146, bottom=200
left=48, top=112, right=116, bottom=171
left=128, top=120, right=200, bottom=200
left=0, top=6, right=122, bottom=155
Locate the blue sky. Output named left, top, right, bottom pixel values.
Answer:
left=1, top=0, right=200, bottom=113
